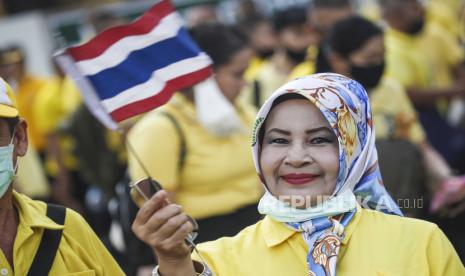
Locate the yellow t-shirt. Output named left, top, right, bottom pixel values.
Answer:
left=385, top=23, right=464, bottom=90
left=195, top=206, right=464, bottom=275
left=128, top=94, right=263, bottom=219
left=370, top=77, right=426, bottom=144
left=0, top=191, right=124, bottom=275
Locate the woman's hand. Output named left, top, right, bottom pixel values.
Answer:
left=132, top=190, right=196, bottom=275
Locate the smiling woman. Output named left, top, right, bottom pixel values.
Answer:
left=132, top=73, right=464, bottom=276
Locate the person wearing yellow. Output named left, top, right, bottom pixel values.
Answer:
left=132, top=74, right=464, bottom=275
left=380, top=0, right=465, bottom=107
left=237, top=16, right=277, bottom=108
left=0, top=47, right=50, bottom=199
left=288, top=0, right=353, bottom=80
left=380, top=0, right=465, bottom=190
left=248, top=6, right=313, bottom=107
left=239, top=16, right=277, bottom=82
left=383, top=13, right=464, bottom=94
left=128, top=24, right=262, bottom=242
left=0, top=78, right=123, bottom=275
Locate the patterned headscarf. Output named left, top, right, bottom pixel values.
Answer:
left=252, top=73, right=401, bottom=276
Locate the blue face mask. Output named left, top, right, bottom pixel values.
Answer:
left=0, top=132, right=16, bottom=198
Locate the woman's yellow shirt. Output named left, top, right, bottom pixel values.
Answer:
left=195, top=206, right=464, bottom=275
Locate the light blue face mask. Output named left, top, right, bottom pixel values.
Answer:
left=258, top=189, right=358, bottom=223
left=0, top=132, right=16, bottom=198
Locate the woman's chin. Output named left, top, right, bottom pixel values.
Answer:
left=279, top=194, right=331, bottom=209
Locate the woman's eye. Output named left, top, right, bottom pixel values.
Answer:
left=269, top=138, right=288, bottom=144
left=310, top=137, right=332, bottom=144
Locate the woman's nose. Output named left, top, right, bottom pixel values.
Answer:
left=284, top=143, right=313, bottom=167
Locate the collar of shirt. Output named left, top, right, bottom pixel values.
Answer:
left=260, top=203, right=362, bottom=247
left=13, top=190, right=64, bottom=230
left=5, top=191, right=65, bottom=274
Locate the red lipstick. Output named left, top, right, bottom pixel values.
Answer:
left=282, top=173, right=319, bottom=185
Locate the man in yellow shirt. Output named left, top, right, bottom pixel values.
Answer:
left=0, top=79, right=123, bottom=275
left=382, top=0, right=465, bottom=100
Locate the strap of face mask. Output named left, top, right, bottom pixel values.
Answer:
left=9, top=125, right=18, bottom=173
left=9, top=125, right=16, bottom=145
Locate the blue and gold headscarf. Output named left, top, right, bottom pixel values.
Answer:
left=252, top=73, right=401, bottom=276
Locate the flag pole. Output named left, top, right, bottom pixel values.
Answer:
left=116, top=128, right=153, bottom=179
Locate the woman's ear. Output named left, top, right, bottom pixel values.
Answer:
left=327, top=52, right=350, bottom=76
left=13, top=119, right=28, bottom=157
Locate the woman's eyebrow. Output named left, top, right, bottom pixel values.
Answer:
left=267, top=128, right=290, bottom=135
left=267, top=126, right=332, bottom=135
left=305, top=126, right=333, bottom=134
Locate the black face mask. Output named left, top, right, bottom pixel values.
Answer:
left=285, top=48, right=307, bottom=64
left=256, top=48, right=275, bottom=59
left=406, top=18, right=425, bottom=35
left=350, top=62, right=385, bottom=90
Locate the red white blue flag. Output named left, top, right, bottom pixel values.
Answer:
left=56, top=0, right=212, bottom=129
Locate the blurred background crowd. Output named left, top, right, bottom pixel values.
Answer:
left=0, top=0, right=464, bottom=274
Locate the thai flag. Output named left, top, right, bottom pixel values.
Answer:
left=56, top=0, right=212, bottom=129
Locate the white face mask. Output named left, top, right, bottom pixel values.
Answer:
left=193, top=77, right=246, bottom=137
left=0, top=130, right=16, bottom=198
left=257, top=189, right=357, bottom=223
